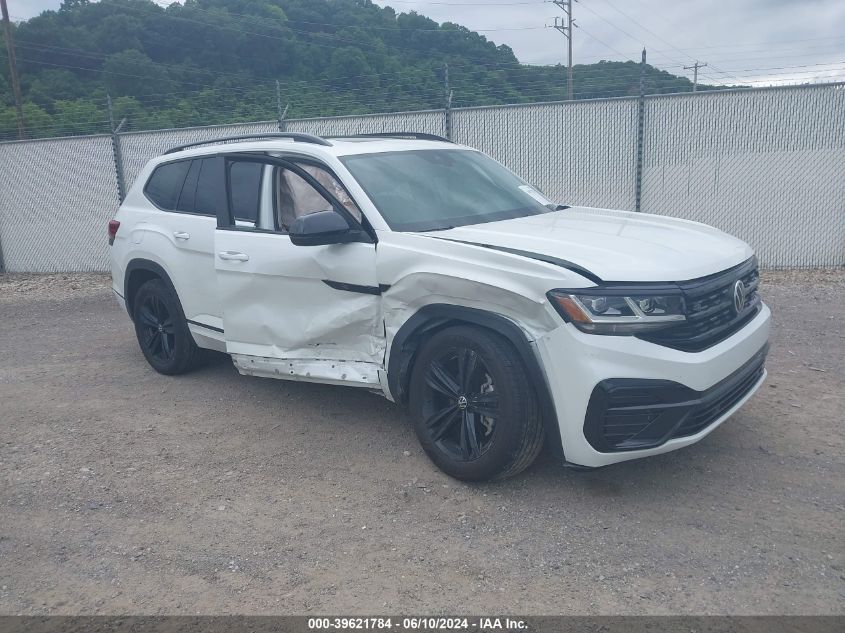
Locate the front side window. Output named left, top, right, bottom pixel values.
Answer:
left=340, top=149, right=553, bottom=232
left=275, top=163, right=362, bottom=232
left=229, top=161, right=263, bottom=224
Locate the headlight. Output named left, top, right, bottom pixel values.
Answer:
left=547, top=288, right=686, bottom=335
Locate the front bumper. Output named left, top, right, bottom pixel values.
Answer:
left=534, top=302, right=771, bottom=468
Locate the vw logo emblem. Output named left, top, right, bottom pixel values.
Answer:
left=457, top=395, right=469, bottom=410
left=733, top=280, right=747, bottom=313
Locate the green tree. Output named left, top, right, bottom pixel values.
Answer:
left=52, top=99, right=107, bottom=136
left=102, top=49, right=177, bottom=103
left=4, top=0, right=702, bottom=139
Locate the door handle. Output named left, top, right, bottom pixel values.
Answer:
left=218, top=251, right=249, bottom=262
left=173, top=231, right=190, bottom=240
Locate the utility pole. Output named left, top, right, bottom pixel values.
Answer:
left=683, top=60, right=707, bottom=92
left=1, top=0, right=26, bottom=139
left=552, top=0, right=574, bottom=101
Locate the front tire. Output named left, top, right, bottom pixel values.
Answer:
left=133, top=279, right=204, bottom=375
left=408, top=326, right=544, bottom=482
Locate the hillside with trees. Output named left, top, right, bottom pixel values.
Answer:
left=0, top=0, right=700, bottom=140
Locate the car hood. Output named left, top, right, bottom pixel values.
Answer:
left=417, top=207, right=754, bottom=283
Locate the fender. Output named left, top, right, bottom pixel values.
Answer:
left=123, top=258, right=180, bottom=320
left=387, top=304, right=565, bottom=459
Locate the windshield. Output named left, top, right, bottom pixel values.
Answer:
left=339, top=149, right=554, bottom=232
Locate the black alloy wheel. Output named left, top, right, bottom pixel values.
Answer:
left=421, top=347, right=499, bottom=462
left=409, top=326, right=544, bottom=481
left=137, top=294, right=176, bottom=364
left=132, top=278, right=205, bottom=375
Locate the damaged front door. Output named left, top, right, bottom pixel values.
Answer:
left=214, top=154, right=384, bottom=387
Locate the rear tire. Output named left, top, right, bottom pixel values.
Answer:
left=408, top=325, right=544, bottom=482
left=132, top=279, right=204, bottom=375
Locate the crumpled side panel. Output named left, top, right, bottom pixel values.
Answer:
left=232, top=354, right=382, bottom=387
left=376, top=232, right=592, bottom=357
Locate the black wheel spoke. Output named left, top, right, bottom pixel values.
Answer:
left=457, top=349, right=478, bottom=392
left=139, top=306, right=158, bottom=328
left=425, top=361, right=461, bottom=398
left=162, top=319, right=175, bottom=334
left=469, top=392, right=499, bottom=419
left=427, top=405, right=460, bottom=442
left=150, top=296, right=162, bottom=320
left=463, top=412, right=481, bottom=459
left=458, top=411, right=469, bottom=460
left=161, top=332, right=172, bottom=356
left=148, top=331, right=161, bottom=353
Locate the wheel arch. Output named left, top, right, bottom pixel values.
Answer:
left=124, top=258, right=180, bottom=321
left=387, top=304, right=565, bottom=459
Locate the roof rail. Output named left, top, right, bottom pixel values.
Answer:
left=164, top=132, right=332, bottom=155
left=339, top=132, right=453, bottom=143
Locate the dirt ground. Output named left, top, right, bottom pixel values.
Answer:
left=0, top=270, right=843, bottom=615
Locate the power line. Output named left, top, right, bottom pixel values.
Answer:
left=592, top=0, right=744, bottom=84
left=372, top=1, right=545, bottom=4
left=651, top=34, right=845, bottom=51
left=573, top=22, right=633, bottom=61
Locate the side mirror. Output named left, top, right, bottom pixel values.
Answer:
left=288, top=210, right=366, bottom=246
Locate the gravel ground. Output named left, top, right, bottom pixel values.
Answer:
left=0, top=270, right=843, bottom=615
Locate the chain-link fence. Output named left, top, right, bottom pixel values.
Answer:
left=0, top=83, right=842, bottom=273
left=641, top=85, right=845, bottom=268
left=0, top=134, right=117, bottom=272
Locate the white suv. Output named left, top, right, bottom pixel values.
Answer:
left=109, top=132, right=770, bottom=481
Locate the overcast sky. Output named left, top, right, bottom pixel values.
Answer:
left=11, top=0, right=845, bottom=85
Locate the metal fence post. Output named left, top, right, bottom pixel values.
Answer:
left=445, top=89, right=453, bottom=141
left=634, top=48, right=646, bottom=213
left=107, top=95, right=127, bottom=203
left=444, top=63, right=453, bottom=140
left=276, top=81, right=289, bottom=132
left=0, top=221, right=5, bottom=272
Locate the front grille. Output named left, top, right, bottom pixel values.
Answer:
left=584, top=345, right=768, bottom=453
left=638, top=258, right=761, bottom=352
left=674, top=356, right=766, bottom=438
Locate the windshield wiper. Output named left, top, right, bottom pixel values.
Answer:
left=546, top=203, right=570, bottom=211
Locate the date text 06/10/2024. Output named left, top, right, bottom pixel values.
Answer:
left=307, top=617, right=528, bottom=630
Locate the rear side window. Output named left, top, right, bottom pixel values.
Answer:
left=144, top=161, right=191, bottom=210
left=145, top=157, right=226, bottom=217
left=229, top=162, right=263, bottom=223
left=175, top=160, right=201, bottom=212
left=194, top=157, right=226, bottom=217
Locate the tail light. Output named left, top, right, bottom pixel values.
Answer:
left=108, top=220, right=120, bottom=246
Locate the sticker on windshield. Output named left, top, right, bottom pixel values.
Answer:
left=519, top=185, right=552, bottom=206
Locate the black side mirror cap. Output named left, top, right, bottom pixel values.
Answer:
left=289, top=210, right=368, bottom=246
